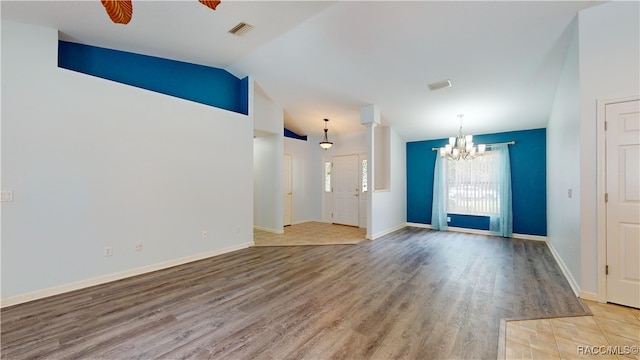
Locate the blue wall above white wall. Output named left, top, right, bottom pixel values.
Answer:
left=407, top=128, right=547, bottom=236
left=2, top=20, right=254, bottom=304
left=58, top=41, right=249, bottom=115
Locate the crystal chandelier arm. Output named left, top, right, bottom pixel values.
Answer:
left=432, top=141, right=515, bottom=152
left=435, top=114, right=516, bottom=160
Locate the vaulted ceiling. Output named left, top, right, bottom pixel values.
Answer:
left=1, top=1, right=602, bottom=141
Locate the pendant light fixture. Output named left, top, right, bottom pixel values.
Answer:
left=319, top=118, right=333, bottom=150
left=439, top=114, right=486, bottom=160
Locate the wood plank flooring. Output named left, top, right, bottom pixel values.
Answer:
left=1, top=228, right=589, bottom=359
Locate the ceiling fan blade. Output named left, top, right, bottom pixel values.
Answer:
left=101, top=0, right=133, bottom=24
left=198, top=0, right=221, bottom=11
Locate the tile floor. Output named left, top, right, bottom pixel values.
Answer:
left=505, top=300, right=640, bottom=360
left=253, top=221, right=366, bottom=246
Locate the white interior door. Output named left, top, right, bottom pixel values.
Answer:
left=332, top=154, right=359, bottom=226
left=606, top=99, right=640, bottom=308
left=283, top=154, right=292, bottom=227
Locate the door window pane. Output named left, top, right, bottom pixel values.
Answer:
left=362, top=159, right=368, bottom=192
left=325, top=161, right=332, bottom=192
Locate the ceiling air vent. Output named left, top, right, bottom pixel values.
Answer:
left=428, top=79, right=452, bottom=91
left=228, top=22, right=254, bottom=36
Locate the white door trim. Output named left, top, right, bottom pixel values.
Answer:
left=596, top=95, right=640, bottom=303
left=283, top=153, right=293, bottom=227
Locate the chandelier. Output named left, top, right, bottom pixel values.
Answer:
left=319, top=118, right=333, bottom=150
left=439, top=114, right=486, bottom=160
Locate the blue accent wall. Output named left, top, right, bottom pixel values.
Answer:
left=284, top=128, right=308, bottom=141
left=407, top=128, right=547, bottom=236
left=239, top=77, right=250, bottom=115
left=58, top=41, right=248, bottom=115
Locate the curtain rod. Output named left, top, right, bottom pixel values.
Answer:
left=431, top=140, right=515, bottom=151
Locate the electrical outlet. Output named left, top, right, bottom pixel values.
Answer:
left=135, top=241, right=142, bottom=251
left=104, top=246, right=113, bottom=257
left=1, top=190, right=13, bottom=202
left=202, top=230, right=208, bottom=239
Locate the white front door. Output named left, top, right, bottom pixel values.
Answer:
left=332, top=154, right=359, bottom=226
left=606, top=99, right=640, bottom=308
left=283, top=154, right=292, bottom=227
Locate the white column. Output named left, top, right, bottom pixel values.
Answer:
left=361, top=105, right=380, bottom=240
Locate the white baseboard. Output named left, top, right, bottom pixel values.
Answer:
left=513, top=233, right=547, bottom=241
left=371, top=223, right=407, bottom=240
left=447, top=226, right=492, bottom=236
left=406, top=222, right=432, bottom=229
left=0, top=242, right=253, bottom=308
left=405, top=223, right=547, bottom=241
left=546, top=241, right=581, bottom=297
left=253, top=225, right=284, bottom=234
left=292, top=219, right=313, bottom=226
left=579, top=291, right=599, bottom=302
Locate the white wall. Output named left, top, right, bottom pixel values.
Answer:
left=254, top=85, right=283, bottom=135
left=578, top=1, right=640, bottom=295
left=1, top=21, right=254, bottom=301
left=374, top=126, right=390, bottom=190
left=547, top=18, right=581, bottom=291
left=253, top=135, right=283, bottom=232
left=371, top=127, right=406, bottom=238
left=252, top=87, right=284, bottom=233
left=319, top=129, right=367, bottom=157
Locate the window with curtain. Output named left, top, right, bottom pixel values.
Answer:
left=432, top=143, right=512, bottom=237
left=446, top=152, right=499, bottom=216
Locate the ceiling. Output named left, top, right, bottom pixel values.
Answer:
left=1, top=1, right=602, bottom=141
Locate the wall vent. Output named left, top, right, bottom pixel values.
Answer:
left=228, top=22, right=254, bottom=35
